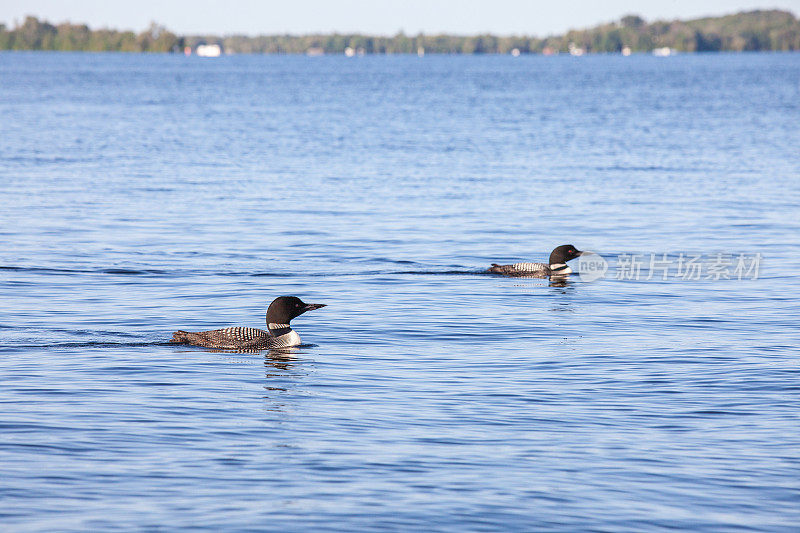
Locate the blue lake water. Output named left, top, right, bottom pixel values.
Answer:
left=1, top=51, right=799, bottom=531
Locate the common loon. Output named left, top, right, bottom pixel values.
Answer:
left=488, top=244, right=584, bottom=277
left=171, top=296, right=326, bottom=350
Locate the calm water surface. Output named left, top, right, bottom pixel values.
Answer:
left=1, top=52, right=799, bottom=531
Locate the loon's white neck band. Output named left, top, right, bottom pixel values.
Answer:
left=268, top=323, right=291, bottom=330
left=550, top=263, right=572, bottom=274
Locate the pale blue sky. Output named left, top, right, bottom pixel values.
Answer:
left=3, top=0, right=799, bottom=35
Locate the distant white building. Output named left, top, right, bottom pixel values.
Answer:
left=568, top=43, right=584, bottom=56
left=196, top=44, right=222, bottom=57
left=652, top=47, right=675, bottom=57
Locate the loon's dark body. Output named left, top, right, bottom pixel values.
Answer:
left=171, top=296, right=325, bottom=350
left=488, top=244, right=584, bottom=277
left=488, top=262, right=553, bottom=277
left=171, top=326, right=301, bottom=350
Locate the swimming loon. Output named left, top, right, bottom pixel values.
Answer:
left=171, top=296, right=326, bottom=350
left=488, top=244, right=584, bottom=277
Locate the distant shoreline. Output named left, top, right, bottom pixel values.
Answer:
left=3, top=49, right=798, bottom=56
left=2, top=10, right=799, bottom=55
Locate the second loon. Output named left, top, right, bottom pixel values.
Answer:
left=488, top=244, right=584, bottom=277
left=171, top=296, right=326, bottom=350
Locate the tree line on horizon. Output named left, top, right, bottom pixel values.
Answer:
left=2, top=10, right=799, bottom=54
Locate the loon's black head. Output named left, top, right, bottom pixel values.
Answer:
left=266, top=296, right=326, bottom=325
left=549, top=244, right=583, bottom=265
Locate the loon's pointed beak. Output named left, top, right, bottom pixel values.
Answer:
left=575, top=250, right=584, bottom=256
left=303, top=303, right=326, bottom=312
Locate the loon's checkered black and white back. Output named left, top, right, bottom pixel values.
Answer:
left=171, top=296, right=324, bottom=350
left=488, top=262, right=550, bottom=277
left=171, top=326, right=291, bottom=349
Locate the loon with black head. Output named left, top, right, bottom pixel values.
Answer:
left=488, top=244, right=584, bottom=277
left=171, top=296, right=326, bottom=349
